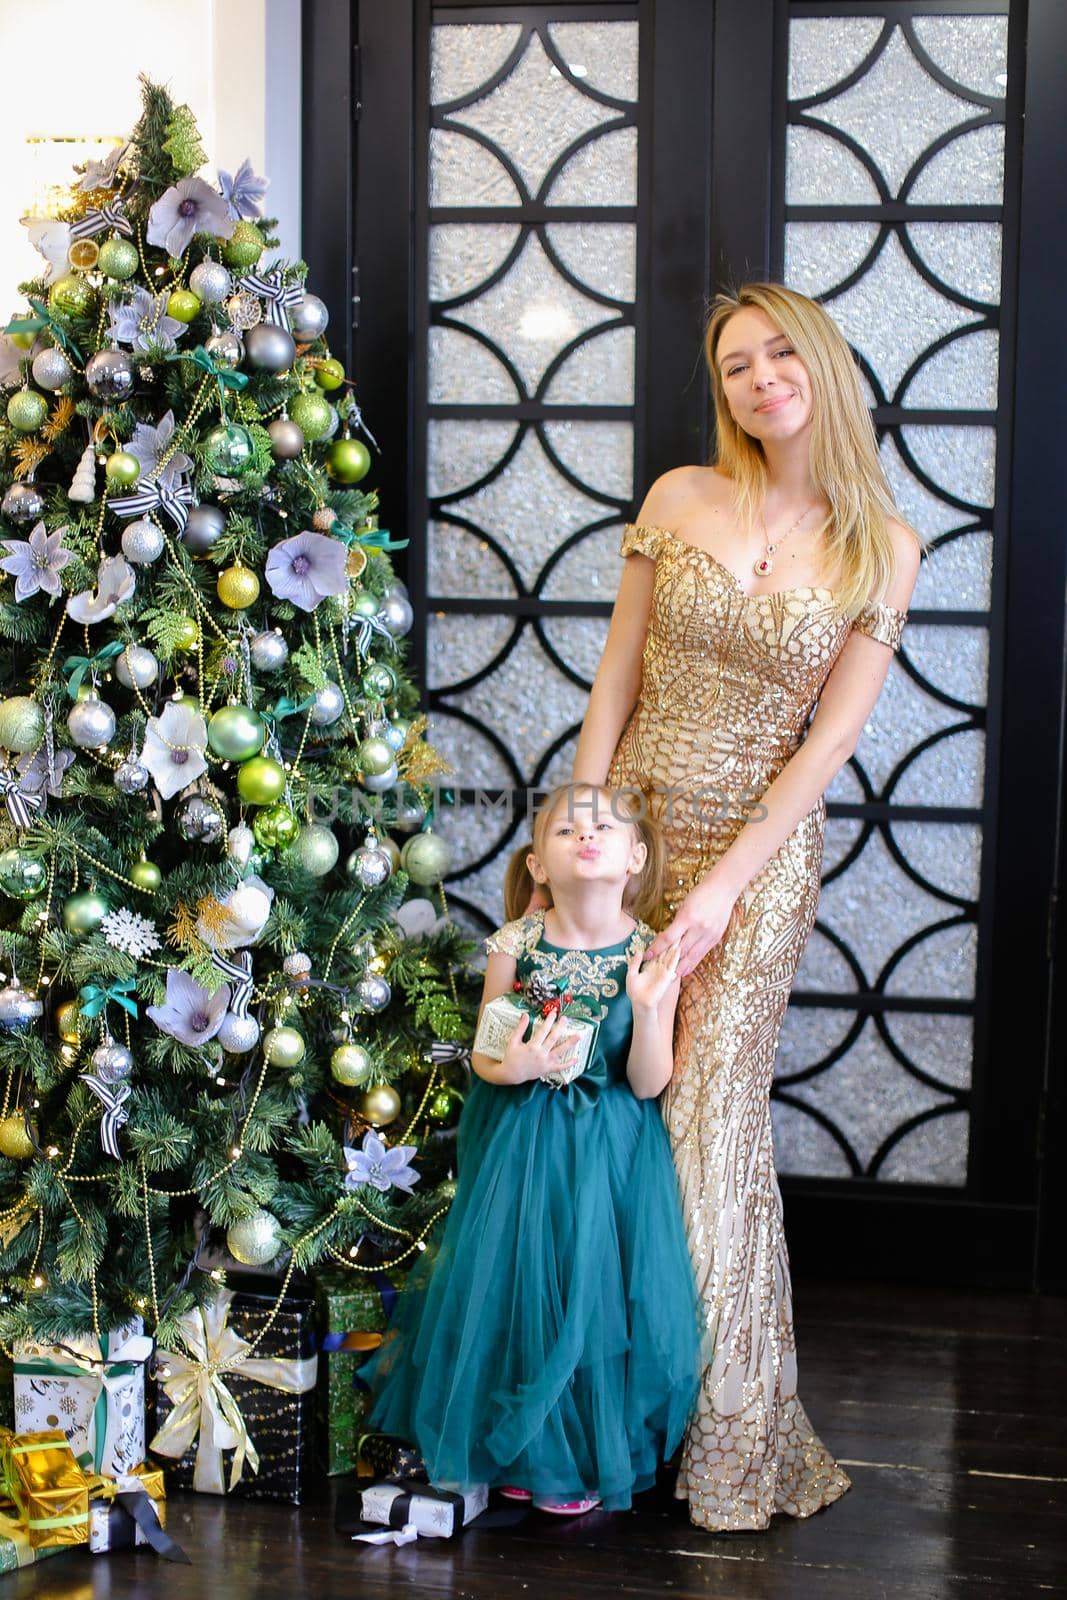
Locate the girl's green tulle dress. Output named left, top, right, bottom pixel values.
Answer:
left=364, top=909, right=701, bottom=1511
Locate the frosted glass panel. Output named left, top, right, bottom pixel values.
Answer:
left=547, top=128, right=638, bottom=206
left=430, top=24, right=523, bottom=106
left=787, top=18, right=884, bottom=102
left=786, top=126, right=880, bottom=205
left=547, top=22, right=640, bottom=102
left=543, top=327, right=635, bottom=405
left=911, top=16, right=1008, bottom=97
left=429, top=129, right=520, bottom=207
left=544, top=224, right=637, bottom=303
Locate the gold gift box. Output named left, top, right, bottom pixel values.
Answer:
left=0, top=1428, right=90, bottom=1548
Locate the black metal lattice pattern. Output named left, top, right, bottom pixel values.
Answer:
left=767, top=2, right=1015, bottom=1186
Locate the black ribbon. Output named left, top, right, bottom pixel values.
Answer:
left=105, top=1488, right=191, bottom=1563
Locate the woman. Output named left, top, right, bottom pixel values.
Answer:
left=571, top=283, right=924, bottom=1532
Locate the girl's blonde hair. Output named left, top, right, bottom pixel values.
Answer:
left=503, top=840, right=544, bottom=922
left=705, top=282, right=927, bottom=618
left=523, top=783, right=666, bottom=927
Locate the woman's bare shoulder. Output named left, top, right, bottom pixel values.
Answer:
left=635, top=465, right=730, bottom=526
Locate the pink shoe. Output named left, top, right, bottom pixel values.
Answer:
left=533, top=1495, right=601, bottom=1516
left=499, top=1485, right=532, bottom=1502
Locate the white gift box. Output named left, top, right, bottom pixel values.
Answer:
left=473, top=995, right=598, bottom=1087
left=355, top=1479, right=488, bottom=1540
left=12, top=1317, right=152, bottom=1477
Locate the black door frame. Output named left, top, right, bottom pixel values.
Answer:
left=302, top=0, right=1067, bottom=1290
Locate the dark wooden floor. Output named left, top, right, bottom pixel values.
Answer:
left=11, top=1280, right=1067, bottom=1599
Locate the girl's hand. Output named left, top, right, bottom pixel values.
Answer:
left=501, top=1010, right=579, bottom=1083
left=645, top=874, right=740, bottom=977
left=627, top=939, right=682, bottom=1014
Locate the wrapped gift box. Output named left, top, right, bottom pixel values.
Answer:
left=12, top=1317, right=150, bottom=1476
left=87, top=1463, right=168, bottom=1555
left=0, top=1510, right=66, bottom=1574
left=151, top=1284, right=316, bottom=1504
left=316, top=1271, right=400, bottom=1475
left=345, top=1478, right=487, bottom=1540
left=0, top=1428, right=89, bottom=1549
left=473, top=995, right=598, bottom=1086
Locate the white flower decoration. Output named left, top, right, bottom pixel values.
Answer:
left=142, top=702, right=208, bottom=800
left=343, top=1129, right=420, bottom=1195
left=67, top=554, right=136, bottom=625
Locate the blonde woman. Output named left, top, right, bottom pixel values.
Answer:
left=572, top=283, right=925, bottom=1532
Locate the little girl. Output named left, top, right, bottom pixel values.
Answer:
left=365, top=782, right=701, bottom=1514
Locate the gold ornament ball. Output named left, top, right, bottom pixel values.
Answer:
left=217, top=564, right=261, bottom=609
left=56, top=1000, right=82, bottom=1044
left=0, top=1114, right=36, bottom=1160
left=226, top=1208, right=283, bottom=1266
left=330, top=1042, right=372, bottom=1086
left=360, top=1083, right=401, bottom=1126
left=262, top=1025, right=306, bottom=1068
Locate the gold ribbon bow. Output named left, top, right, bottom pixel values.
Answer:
left=149, top=1289, right=316, bottom=1495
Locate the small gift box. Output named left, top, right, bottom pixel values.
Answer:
left=473, top=982, right=601, bottom=1088
left=87, top=1462, right=186, bottom=1560
left=0, top=1428, right=89, bottom=1549
left=342, top=1478, right=488, bottom=1542
left=316, top=1271, right=400, bottom=1476
left=0, top=1509, right=66, bottom=1573
left=12, top=1317, right=151, bottom=1476
left=151, top=1284, right=317, bottom=1504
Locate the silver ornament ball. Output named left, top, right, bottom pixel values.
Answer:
left=177, top=796, right=226, bottom=843
left=249, top=630, right=289, bottom=671
left=288, top=292, right=329, bottom=340
left=1, top=483, right=45, bottom=525
left=379, top=594, right=414, bottom=637
left=382, top=721, right=407, bottom=753
left=30, top=347, right=72, bottom=391
left=114, top=645, right=158, bottom=690
left=189, top=259, right=232, bottom=304
left=267, top=418, right=305, bottom=459
left=392, top=791, right=427, bottom=833
left=361, top=760, right=398, bottom=793
left=216, top=1012, right=261, bottom=1054
left=85, top=348, right=136, bottom=402
left=0, top=981, right=43, bottom=1030
left=67, top=693, right=116, bottom=750
left=204, top=330, right=243, bottom=369
left=91, top=1038, right=134, bottom=1083
left=354, top=973, right=392, bottom=1014
left=244, top=323, right=296, bottom=374
left=226, top=1208, right=283, bottom=1267
left=120, top=518, right=165, bottom=564
left=310, top=682, right=345, bottom=727
left=114, top=756, right=150, bottom=795
left=346, top=842, right=393, bottom=889
left=182, top=504, right=226, bottom=554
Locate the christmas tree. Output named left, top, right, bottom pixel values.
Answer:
left=0, top=78, right=474, bottom=1352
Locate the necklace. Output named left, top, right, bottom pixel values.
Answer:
left=754, top=501, right=817, bottom=578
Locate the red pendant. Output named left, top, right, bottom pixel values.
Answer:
left=754, top=557, right=773, bottom=576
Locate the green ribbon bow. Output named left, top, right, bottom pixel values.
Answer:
left=4, top=297, right=85, bottom=363
left=333, top=522, right=409, bottom=553
left=78, top=979, right=138, bottom=1020
left=270, top=693, right=317, bottom=722
left=177, top=345, right=250, bottom=409
left=62, top=640, right=127, bottom=701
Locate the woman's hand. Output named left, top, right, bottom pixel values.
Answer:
left=645, top=872, right=741, bottom=976
left=626, top=939, right=682, bottom=1014
left=500, top=1010, right=579, bottom=1083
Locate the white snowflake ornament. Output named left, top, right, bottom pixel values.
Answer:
left=102, top=908, right=161, bottom=959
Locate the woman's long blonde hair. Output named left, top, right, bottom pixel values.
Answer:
left=705, top=282, right=926, bottom=618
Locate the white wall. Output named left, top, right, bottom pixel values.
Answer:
left=0, top=0, right=301, bottom=303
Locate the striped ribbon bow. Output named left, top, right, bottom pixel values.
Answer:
left=110, top=478, right=194, bottom=534
left=347, top=404, right=381, bottom=453
left=70, top=201, right=133, bottom=241
left=238, top=269, right=303, bottom=327
left=82, top=1076, right=131, bottom=1159
left=0, top=768, right=46, bottom=831
left=429, top=1039, right=472, bottom=1073
left=350, top=611, right=398, bottom=659
left=210, top=949, right=254, bottom=1019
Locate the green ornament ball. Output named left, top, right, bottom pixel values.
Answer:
left=361, top=662, right=397, bottom=699
left=314, top=358, right=345, bottom=391
left=428, top=1085, right=464, bottom=1125
left=325, top=437, right=370, bottom=483
left=47, top=274, right=94, bottom=318
left=220, top=221, right=265, bottom=269
left=173, top=616, right=199, bottom=652
left=129, top=859, right=162, bottom=892
left=6, top=390, right=48, bottom=434
left=288, top=391, right=333, bottom=442
left=105, top=450, right=141, bottom=487
left=253, top=803, right=299, bottom=849
left=226, top=1208, right=282, bottom=1266
left=262, top=1025, right=306, bottom=1068
left=203, top=422, right=253, bottom=476
left=0, top=848, right=47, bottom=901
left=237, top=756, right=287, bottom=805
left=330, top=1042, right=372, bottom=1086
left=358, top=736, right=395, bottom=779
left=288, top=824, right=339, bottom=877
left=97, top=236, right=139, bottom=280
left=207, top=704, right=266, bottom=762
left=167, top=289, right=201, bottom=323
left=350, top=588, right=379, bottom=619
left=400, top=831, right=453, bottom=886
left=0, top=696, right=44, bottom=754
left=62, top=889, right=110, bottom=935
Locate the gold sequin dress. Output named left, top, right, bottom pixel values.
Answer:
left=606, top=523, right=907, bottom=1532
